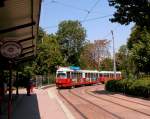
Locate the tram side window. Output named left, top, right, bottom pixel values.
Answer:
left=91, top=73, right=93, bottom=79
left=79, top=73, right=81, bottom=79
left=116, top=73, right=120, bottom=78
left=67, top=72, right=70, bottom=78
left=75, top=72, right=77, bottom=79
left=104, top=73, right=108, bottom=77
left=96, top=73, right=98, bottom=78
left=85, top=73, right=87, bottom=78
left=110, top=73, right=113, bottom=78
left=99, top=74, right=102, bottom=77
left=77, top=73, right=79, bottom=79
left=88, top=73, right=90, bottom=78
left=71, top=72, right=74, bottom=79
left=77, top=73, right=82, bottom=79
left=71, top=72, right=77, bottom=79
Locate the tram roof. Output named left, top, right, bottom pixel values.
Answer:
left=57, top=67, right=99, bottom=73
left=0, top=0, right=41, bottom=63
left=79, top=70, right=99, bottom=73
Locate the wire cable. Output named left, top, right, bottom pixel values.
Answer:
left=43, top=14, right=112, bottom=29
left=43, top=0, right=90, bottom=13
left=83, top=0, right=101, bottom=21
left=81, top=14, right=112, bottom=23
left=102, top=25, right=119, bottom=38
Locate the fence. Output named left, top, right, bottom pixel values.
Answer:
left=35, top=74, right=56, bottom=87
left=138, top=73, right=150, bottom=80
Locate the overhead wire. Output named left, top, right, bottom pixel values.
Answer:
left=41, top=0, right=118, bottom=40
left=83, top=0, right=101, bottom=21
left=43, top=14, right=113, bottom=29
left=102, top=25, right=120, bottom=39
left=43, top=0, right=90, bottom=13
left=81, top=14, right=112, bottom=23
left=42, top=0, right=57, bottom=5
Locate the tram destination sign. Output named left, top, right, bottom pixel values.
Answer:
left=0, top=41, right=22, bottom=59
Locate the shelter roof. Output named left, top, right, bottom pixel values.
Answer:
left=0, top=0, right=41, bottom=63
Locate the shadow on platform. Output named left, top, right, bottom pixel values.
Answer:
left=12, top=93, right=41, bottom=119
left=0, top=93, right=41, bottom=119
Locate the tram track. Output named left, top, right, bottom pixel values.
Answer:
left=85, top=88, right=150, bottom=117
left=94, top=87, right=150, bottom=108
left=58, top=89, right=89, bottom=119
left=69, top=89, right=123, bottom=119
left=104, top=93, right=150, bottom=108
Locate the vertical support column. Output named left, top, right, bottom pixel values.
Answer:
left=8, top=62, right=12, bottom=119
left=16, top=71, right=19, bottom=95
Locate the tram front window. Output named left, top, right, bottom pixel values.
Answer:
left=57, top=73, right=66, bottom=78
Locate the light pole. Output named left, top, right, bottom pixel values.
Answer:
left=111, top=30, right=116, bottom=79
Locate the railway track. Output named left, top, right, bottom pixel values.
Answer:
left=68, top=89, right=123, bottom=119
left=94, top=87, right=150, bottom=108
left=85, top=88, right=150, bottom=117
left=58, top=89, right=89, bottom=119
left=104, top=93, right=150, bottom=108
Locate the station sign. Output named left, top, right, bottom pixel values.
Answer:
left=69, top=66, right=80, bottom=70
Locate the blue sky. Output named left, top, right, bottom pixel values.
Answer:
left=40, top=0, right=134, bottom=53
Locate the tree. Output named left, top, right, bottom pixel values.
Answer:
left=99, top=58, right=113, bottom=71
left=93, top=40, right=111, bottom=69
left=56, top=20, right=86, bottom=66
left=116, top=45, right=128, bottom=70
left=127, top=26, right=150, bottom=73
left=115, top=45, right=131, bottom=78
left=34, top=34, right=63, bottom=75
left=80, top=42, right=98, bottom=69
left=127, top=26, right=142, bottom=49
left=108, top=0, right=150, bottom=28
left=80, top=40, right=111, bottom=70
left=37, top=27, right=46, bottom=44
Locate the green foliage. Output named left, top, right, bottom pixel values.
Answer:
left=127, top=26, right=142, bottom=49
left=34, top=34, right=64, bottom=74
left=127, top=26, right=150, bottom=73
left=37, top=27, right=46, bottom=44
left=56, top=20, right=86, bottom=66
left=14, top=21, right=88, bottom=78
left=48, top=73, right=56, bottom=84
left=79, top=42, right=98, bottom=69
left=115, top=45, right=132, bottom=78
left=100, top=58, right=113, bottom=71
left=108, top=0, right=150, bottom=28
left=105, top=79, right=150, bottom=98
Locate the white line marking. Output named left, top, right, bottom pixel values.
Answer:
left=47, top=89, right=75, bottom=119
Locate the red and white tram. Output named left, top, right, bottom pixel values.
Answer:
left=98, top=71, right=122, bottom=84
left=55, top=66, right=122, bottom=88
left=55, top=67, right=99, bottom=88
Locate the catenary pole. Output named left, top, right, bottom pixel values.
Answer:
left=111, top=30, right=116, bottom=79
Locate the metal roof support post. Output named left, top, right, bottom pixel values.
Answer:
left=16, top=71, right=19, bottom=95
left=8, top=62, right=12, bottom=119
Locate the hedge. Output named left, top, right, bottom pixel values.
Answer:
left=105, top=79, right=150, bottom=98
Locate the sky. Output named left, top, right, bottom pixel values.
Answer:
left=40, top=0, right=134, bottom=53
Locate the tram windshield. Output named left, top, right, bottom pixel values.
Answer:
left=57, top=73, right=66, bottom=78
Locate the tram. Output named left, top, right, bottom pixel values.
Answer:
left=55, top=66, right=122, bottom=88
left=98, top=71, right=122, bottom=84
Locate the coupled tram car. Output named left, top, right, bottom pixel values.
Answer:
left=55, top=66, right=122, bottom=88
